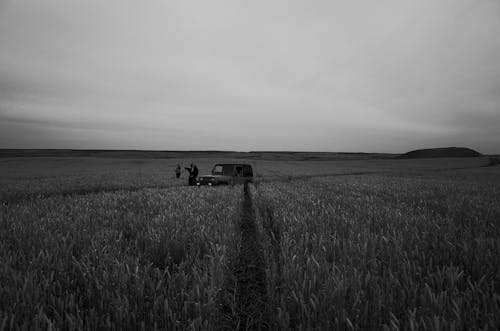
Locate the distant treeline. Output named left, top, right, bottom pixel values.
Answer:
left=0, top=149, right=397, bottom=161
left=4, top=148, right=491, bottom=161
left=0, top=149, right=235, bottom=159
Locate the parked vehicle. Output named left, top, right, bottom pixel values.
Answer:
left=197, top=163, right=253, bottom=186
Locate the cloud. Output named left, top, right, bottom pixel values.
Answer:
left=0, top=0, right=499, bottom=152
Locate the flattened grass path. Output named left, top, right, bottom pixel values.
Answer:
left=215, top=183, right=271, bottom=330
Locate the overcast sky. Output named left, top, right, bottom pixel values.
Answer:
left=1, top=0, right=499, bottom=152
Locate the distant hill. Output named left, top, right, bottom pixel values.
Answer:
left=399, top=147, right=482, bottom=159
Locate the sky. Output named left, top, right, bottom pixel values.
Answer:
left=0, top=0, right=499, bottom=153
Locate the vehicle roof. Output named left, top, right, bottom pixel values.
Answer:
left=214, top=163, right=252, bottom=167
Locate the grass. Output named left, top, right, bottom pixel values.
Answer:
left=0, top=156, right=488, bottom=203
left=1, top=186, right=241, bottom=330
left=1, top=156, right=499, bottom=330
left=254, top=172, right=500, bottom=329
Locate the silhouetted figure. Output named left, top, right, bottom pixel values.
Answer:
left=175, top=164, right=181, bottom=179
left=185, top=163, right=198, bottom=186
left=193, top=165, right=199, bottom=178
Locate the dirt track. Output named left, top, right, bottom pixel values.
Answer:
left=215, top=182, right=271, bottom=330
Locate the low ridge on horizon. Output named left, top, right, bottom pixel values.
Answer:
left=399, top=147, right=482, bottom=159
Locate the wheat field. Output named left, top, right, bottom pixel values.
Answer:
left=1, top=156, right=499, bottom=330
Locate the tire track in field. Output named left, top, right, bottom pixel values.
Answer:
left=215, top=182, right=271, bottom=330
left=3, top=172, right=371, bottom=204
left=3, top=164, right=484, bottom=205
left=256, top=170, right=381, bottom=184
left=0, top=184, right=184, bottom=205
left=1, top=171, right=369, bottom=204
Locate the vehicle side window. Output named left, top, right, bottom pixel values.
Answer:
left=222, top=164, right=234, bottom=175
left=243, top=165, right=253, bottom=177
left=212, top=165, right=223, bottom=174
left=235, top=166, right=243, bottom=176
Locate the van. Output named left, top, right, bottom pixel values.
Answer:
left=197, top=163, right=253, bottom=186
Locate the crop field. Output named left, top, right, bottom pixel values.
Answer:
left=1, top=155, right=499, bottom=330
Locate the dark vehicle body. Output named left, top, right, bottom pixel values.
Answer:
left=197, top=163, right=253, bottom=186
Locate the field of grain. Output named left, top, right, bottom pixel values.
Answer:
left=254, top=171, right=500, bottom=329
left=1, top=156, right=499, bottom=330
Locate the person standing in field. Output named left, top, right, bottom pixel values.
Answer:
left=175, top=164, right=181, bottom=179
left=193, top=164, right=199, bottom=179
left=185, top=163, right=197, bottom=186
